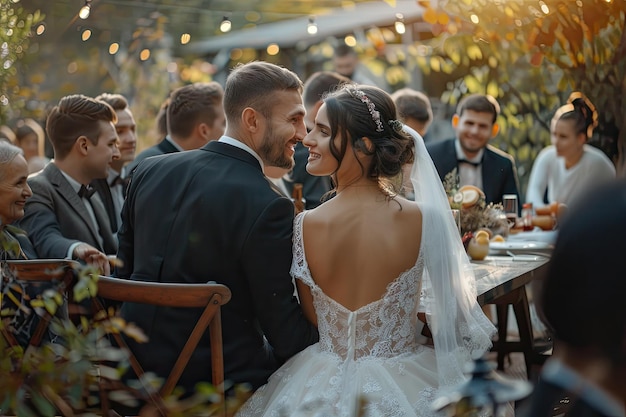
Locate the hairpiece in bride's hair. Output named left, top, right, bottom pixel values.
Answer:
left=351, top=89, right=384, bottom=132
left=388, top=119, right=403, bottom=132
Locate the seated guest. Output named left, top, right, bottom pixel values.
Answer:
left=391, top=87, right=434, bottom=199
left=391, top=87, right=433, bottom=139
left=0, top=142, right=36, bottom=259
left=525, top=92, right=615, bottom=208
left=127, top=82, right=224, bottom=172
left=92, top=93, right=137, bottom=233
left=0, top=141, right=107, bottom=346
left=17, top=94, right=117, bottom=275
left=519, top=179, right=626, bottom=417
left=13, top=118, right=49, bottom=174
left=426, top=93, right=521, bottom=210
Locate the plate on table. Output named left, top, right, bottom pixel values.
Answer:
left=507, top=230, right=557, bottom=245
left=489, top=240, right=553, bottom=255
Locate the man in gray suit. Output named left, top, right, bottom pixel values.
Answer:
left=18, top=94, right=119, bottom=274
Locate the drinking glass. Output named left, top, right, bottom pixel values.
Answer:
left=502, top=194, right=518, bottom=226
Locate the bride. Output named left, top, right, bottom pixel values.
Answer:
left=236, top=85, right=496, bottom=417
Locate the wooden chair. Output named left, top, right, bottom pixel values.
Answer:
left=0, top=259, right=78, bottom=349
left=92, top=276, right=232, bottom=416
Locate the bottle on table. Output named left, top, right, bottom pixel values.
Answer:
left=292, top=183, right=306, bottom=214
left=521, top=202, right=534, bottom=231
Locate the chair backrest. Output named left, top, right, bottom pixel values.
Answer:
left=94, top=276, right=231, bottom=408
left=1, top=259, right=78, bottom=348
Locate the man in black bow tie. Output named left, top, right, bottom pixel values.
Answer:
left=426, top=93, right=521, bottom=211
left=17, top=94, right=119, bottom=274
left=92, top=93, right=137, bottom=233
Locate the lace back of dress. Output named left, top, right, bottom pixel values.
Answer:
left=292, top=213, right=426, bottom=361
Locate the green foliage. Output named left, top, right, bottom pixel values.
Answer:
left=0, top=231, right=246, bottom=416
left=416, top=0, right=626, bottom=192
left=0, top=0, right=44, bottom=125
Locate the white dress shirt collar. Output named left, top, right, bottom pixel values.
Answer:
left=218, top=136, right=264, bottom=171
left=165, top=134, right=185, bottom=152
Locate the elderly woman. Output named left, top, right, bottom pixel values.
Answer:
left=0, top=142, right=108, bottom=346
left=0, top=141, right=37, bottom=259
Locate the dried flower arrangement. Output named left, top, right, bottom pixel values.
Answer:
left=442, top=168, right=508, bottom=237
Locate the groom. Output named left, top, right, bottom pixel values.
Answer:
left=115, top=62, right=319, bottom=393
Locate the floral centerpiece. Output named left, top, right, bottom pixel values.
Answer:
left=443, top=168, right=509, bottom=239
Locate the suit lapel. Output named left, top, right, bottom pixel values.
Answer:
left=480, top=148, right=496, bottom=202
left=44, top=164, right=103, bottom=250
left=92, top=178, right=117, bottom=231
left=90, top=193, right=117, bottom=254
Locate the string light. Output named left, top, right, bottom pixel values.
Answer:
left=344, top=35, right=357, bottom=47
left=220, top=16, right=232, bottom=33
left=81, top=29, right=91, bottom=41
left=78, top=0, right=91, bottom=20
left=394, top=13, right=405, bottom=34
left=109, top=42, right=119, bottom=54
left=140, top=48, right=150, bottom=61
left=266, top=43, right=279, bottom=55
left=180, top=33, right=191, bottom=44
left=307, top=16, right=318, bottom=35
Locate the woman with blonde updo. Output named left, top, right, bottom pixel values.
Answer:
left=526, top=92, right=615, bottom=208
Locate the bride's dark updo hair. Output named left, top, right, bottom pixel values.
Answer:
left=323, top=85, right=414, bottom=190
left=553, top=91, right=598, bottom=140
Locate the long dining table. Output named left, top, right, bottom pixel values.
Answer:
left=472, top=255, right=551, bottom=379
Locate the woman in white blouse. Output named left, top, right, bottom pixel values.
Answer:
left=526, top=92, right=615, bottom=208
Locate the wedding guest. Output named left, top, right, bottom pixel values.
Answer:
left=427, top=93, right=521, bottom=210
left=0, top=125, right=16, bottom=143
left=519, top=179, right=626, bottom=417
left=127, top=82, right=224, bottom=172
left=391, top=87, right=434, bottom=199
left=282, top=70, right=351, bottom=209
left=91, top=93, right=137, bottom=233
left=0, top=142, right=35, bottom=258
left=333, top=43, right=385, bottom=88
left=155, top=97, right=169, bottom=141
left=0, top=141, right=106, bottom=346
left=526, top=92, right=615, bottom=208
left=391, top=87, right=433, bottom=138
left=115, top=61, right=318, bottom=394
left=237, top=85, right=496, bottom=416
left=13, top=118, right=49, bottom=173
left=17, top=94, right=117, bottom=274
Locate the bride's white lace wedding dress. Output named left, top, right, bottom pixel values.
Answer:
left=237, top=212, right=446, bottom=417
left=237, top=126, right=498, bottom=417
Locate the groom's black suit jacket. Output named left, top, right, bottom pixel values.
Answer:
left=427, top=138, right=521, bottom=211
left=115, top=140, right=318, bottom=392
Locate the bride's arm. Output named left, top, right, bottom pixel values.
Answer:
left=296, top=279, right=318, bottom=327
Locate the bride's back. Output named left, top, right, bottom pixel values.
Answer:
left=302, top=194, right=422, bottom=312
